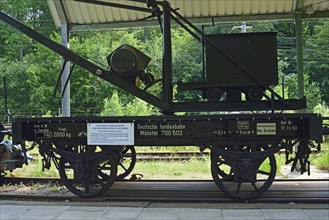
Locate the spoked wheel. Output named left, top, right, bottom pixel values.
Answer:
left=116, top=146, right=136, bottom=180
left=211, top=145, right=276, bottom=200
left=58, top=145, right=118, bottom=198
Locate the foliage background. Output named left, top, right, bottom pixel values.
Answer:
left=0, top=1, right=328, bottom=118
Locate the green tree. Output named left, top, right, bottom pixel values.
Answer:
left=313, top=102, right=329, bottom=116
left=0, top=0, right=55, bottom=61
left=125, top=98, right=157, bottom=116
left=100, top=90, right=157, bottom=116
left=100, top=90, right=124, bottom=116
left=284, top=72, right=322, bottom=111
left=171, top=28, right=203, bottom=101
left=0, top=59, right=31, bottom=115
left=0, top=0, right=58, bottom=116
left=304, top=21, right=329, bottom=103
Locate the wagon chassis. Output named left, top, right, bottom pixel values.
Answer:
left=0, top=0, right=326, bottom=200
left=11, top=113, right=323, bottom=200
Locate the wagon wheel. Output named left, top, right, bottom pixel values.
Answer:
left=211, top=145, right=276, bottom=200
left=116, top=146, right=136, bottom=180
left=58, top=145, right=117, bottom=198
left=246, top=86, right=264, bottom=101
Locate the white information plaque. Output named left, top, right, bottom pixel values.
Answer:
left=256, top=123, right=276, bottom=135
left=87, top=123, right=134, bottom=145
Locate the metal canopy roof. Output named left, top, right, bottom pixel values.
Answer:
left=47, top=0, right=329, bottom=31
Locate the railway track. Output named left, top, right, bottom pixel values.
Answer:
left=1, top=178, right=328, bottom=203
left=28, top=150, right=325, bottom=162
left=28, top=151, right=210, bottom=162
left=135, top=151, right=209, bottom=161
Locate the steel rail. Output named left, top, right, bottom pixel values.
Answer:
left=1, top=176, right=328, bottom=185
left=27, top=150, right=325, bottom=162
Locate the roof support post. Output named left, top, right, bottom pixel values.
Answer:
left=61, top=24, right=71, bottom=117
left=295, top=0, right=305, bottom=102
left=295, top=12, right=305, bottom=103
left=162, top=1, right=173, bottom=113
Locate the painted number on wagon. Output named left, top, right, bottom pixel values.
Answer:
left=161, top=129, right=183, bottom=136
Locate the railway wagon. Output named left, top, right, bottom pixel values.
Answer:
left=9, top=113, right=323, bottom=200
left=0, top=0, right=327, bottom=201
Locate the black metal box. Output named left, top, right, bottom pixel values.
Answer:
left=205, top=32, right=278, bottom=87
